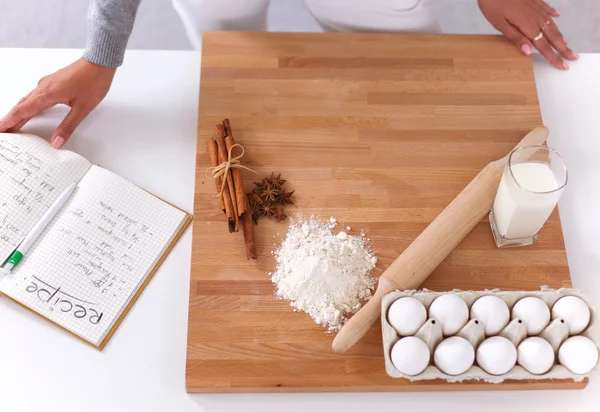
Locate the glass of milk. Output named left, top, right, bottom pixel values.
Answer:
left=490, top=145, right=567, bottom=248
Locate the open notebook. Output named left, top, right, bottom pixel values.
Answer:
left=0, top=133, right=192, bottom=349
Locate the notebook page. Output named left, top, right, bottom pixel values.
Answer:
left=0, top=166, right=187, bottom=346
left=0, top=133, right=91, bottom=263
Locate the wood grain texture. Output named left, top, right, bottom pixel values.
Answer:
left=332, top=127, right=549, bottom=353
left=188, top=32, right=577, bottom=393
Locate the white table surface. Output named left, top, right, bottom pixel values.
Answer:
left=0, top=48, right=599, bottom=412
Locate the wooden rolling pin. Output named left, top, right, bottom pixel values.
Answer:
left=332, top=126, right=549, bottom=353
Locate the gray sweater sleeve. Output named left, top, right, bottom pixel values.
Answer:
left=83, top=0, right=142, bottom=68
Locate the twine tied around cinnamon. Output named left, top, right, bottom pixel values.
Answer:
left=206, top=143, right=257, bottom=197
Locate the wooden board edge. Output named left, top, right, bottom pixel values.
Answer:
left=199, top=31, right=510, bottom=42
left=185, top=378, right=588, bottom=393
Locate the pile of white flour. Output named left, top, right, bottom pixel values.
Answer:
left=270, top=217, right=377, bottom=331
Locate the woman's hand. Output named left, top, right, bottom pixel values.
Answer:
left=0, top=58, right=116, bottom=148
left=478, top=0, right=578, bottom=70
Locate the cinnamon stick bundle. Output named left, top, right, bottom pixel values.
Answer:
left=207, top=137, right=236, bottom=232
left=207, top=138, right=225, bottom=212
left=214, top=124, right=239, bottom=231
left=222, top=119, right=257, bottom=260
left=206, top=118, right=257, bottom=259
left=223, top=118, right=246, bottom=217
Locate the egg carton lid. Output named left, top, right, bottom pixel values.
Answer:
left=381, top=287, right=600, bottom=383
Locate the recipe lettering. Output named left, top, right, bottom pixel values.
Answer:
left=25, top=276, right=104, bottom=325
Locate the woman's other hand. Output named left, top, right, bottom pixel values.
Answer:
left=0, top=58, right=116, bottom=148
left=478, top=0, right=579, bottom=70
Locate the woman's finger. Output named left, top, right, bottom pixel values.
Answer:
left=506, top=3, right=544, bottom=40
left=0, top=107, right=22, bottom=132
left=544, top=19, right=578, bottom=60
left=16, top=90, right=34, bottom=106
left=533, top=0, right=561, bottom=17
left=0, top=94, right=56, bottom=132
left=534, top=35, right=568, bottom=70
left=507, top=9, right=567, bottom=70
left=497, top=19, right=534, bottom=56
left=6, top=117, right=32, bottom=133
left=0, top=90, right=36, bottom=131
left=51, top=106, right=91, bottom=148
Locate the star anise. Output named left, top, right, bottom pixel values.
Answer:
left=247, top=173, right=293, bottom=224
left=250, top=190, right=263, bottom=205
left=247, top=193, right=258, bottom=213
left=274, top=205, right=286, bottom=222
left=266, top=172, right=286, bottom=189
left=258, top=203, right=278, bottom=219
left=276, top=189, right=294, bottom=205
left=260, top=183, right=278, bottom=202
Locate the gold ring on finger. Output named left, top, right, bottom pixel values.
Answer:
left=541, top=20, right=551, bottom=31
left=533, top=31, right=544, bottom=42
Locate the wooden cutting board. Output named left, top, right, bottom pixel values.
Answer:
left=188, top=32, right=581, bottom=393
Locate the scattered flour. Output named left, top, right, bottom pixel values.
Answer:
left=271, top=216, right=377, bottom=331
left=327, top=217, right=337, bottom=229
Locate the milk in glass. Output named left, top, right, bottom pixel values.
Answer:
left=490, top=146, right=567, bottom=247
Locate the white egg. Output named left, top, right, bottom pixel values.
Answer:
left=470, top=295, right=510, bottom=336
left=390, top=336, right=431, bottom=376
left=511, top=297, right=550, bottom=335
left=558, top=336, right=599, bottom=375
left=429, top=294, right=469, bottom=336
left=518, top=337, right=555, bottom=375
left=387, top=297, right=427, bottom=336
left=476, top=336, right=517, bottom=375
left=434, top=336, right=475, bottom=375
left=552, top=296, right=591, bottom=335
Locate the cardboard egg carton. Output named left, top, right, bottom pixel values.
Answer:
left=381, top=287, right=600, bottom=383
